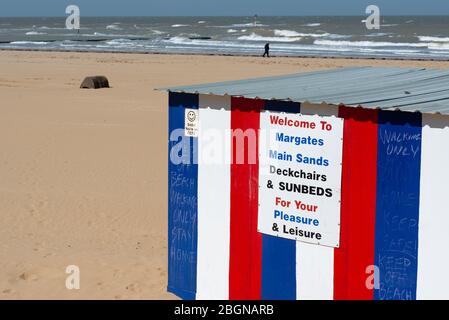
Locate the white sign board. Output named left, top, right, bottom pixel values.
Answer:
left=185, top=108, right=199, bottom=137
left=258, top=112, right=344, bottom=248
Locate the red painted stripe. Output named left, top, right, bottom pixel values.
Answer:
left=334, top=105, right=378, bottom=300
left=229, top=97, right=264, bottom=300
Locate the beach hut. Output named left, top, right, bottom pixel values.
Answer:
left=161, top=67, right=449, bottom=300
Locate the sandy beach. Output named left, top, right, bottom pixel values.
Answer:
left=1, top=50, right=449, bottom=300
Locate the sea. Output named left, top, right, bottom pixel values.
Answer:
left=1, top=16, right=449, bottom=60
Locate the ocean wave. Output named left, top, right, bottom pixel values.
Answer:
left=304, top=23, right=321, bottom=27
left=163, top=36, right=263, bottom=48
left=59, top=36, right=424, bottom=56
left=303, top=32, right=330, bottom=38
left=274, top=29, right=300, bottom=37
left=314, top=39, right=428, bottom=48
left=102, top=39, right=149, bottom=49
left=238, top=33, right=301, bottom=42
left=172, top=24, right=189, bottom=28
left=365, top=32, right=393, bottom=37
left=418, top=36, right=449, bottom=42
left=198, top=21, right=206, bottom=24
left=60, top=41, right=98, bottom=48
left=428, top=42, right=449, bottom=50
left=10, top=41, right=48, bottom=45
left=26, top=31, right=47, bottom=35
left=105, top=39, right=133, bottom=45
left=7, top=36, right=449, bottom=59
left=274, top=29, right=330, bottom=38
left=212, top=24, right=266, bottom=29
left=227, top=29, right=238, bottom=33
left=160, top=38, right=358, bottom=53
left=38, top=26, right=63, bottom=30
left=145, top=36, right=430, bottom=55
left=163, top=36, right=189, bottom=44
left=78, top=32, right=141, bottom=38
left=325, top=34, right=352, bottom=39
left=163, top=36, right=278, bottom=51
left=106, top=24, right=123, bottom=31
left=232, top=23, right=268, bottom=27
left=92, top=32, right=109, bottom=37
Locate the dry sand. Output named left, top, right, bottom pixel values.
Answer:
left=1, top=50, right=449, bottom=300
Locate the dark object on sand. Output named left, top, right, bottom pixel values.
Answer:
left=80, top=76, right=110, bottom=89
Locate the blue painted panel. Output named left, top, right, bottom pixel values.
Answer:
left=374, top=110, right=422, bottom=300
left=167, top=92, right=199, bottom=300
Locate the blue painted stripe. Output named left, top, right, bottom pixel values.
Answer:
left=261, top=100, right=299, bottom=300
left=167, top=92, right=199, bottom=300
left=374, top=110, right=422, bottom=300
left=261, top=235, right=297, bottom=299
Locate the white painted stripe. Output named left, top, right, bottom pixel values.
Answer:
left=296, top=242, right=334, bottom=300
left=417, top=113, right=449, bottom=299
left=196, top=94, right=231, bottom=300
left=295, top=103, right=337, bottom=300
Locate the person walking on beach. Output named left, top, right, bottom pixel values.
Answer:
left=263, top=43, right=270, bottom=57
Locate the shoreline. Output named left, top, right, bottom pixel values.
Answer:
left=2, top=47, right=449, bottom=62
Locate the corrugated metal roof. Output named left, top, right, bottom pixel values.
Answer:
left=161, top=67, right=449, bottom=114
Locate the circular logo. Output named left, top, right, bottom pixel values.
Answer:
left=187, top=111, right=196, bottom=122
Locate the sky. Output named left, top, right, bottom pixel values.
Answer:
left=0, top=0, right=449, bottom=17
